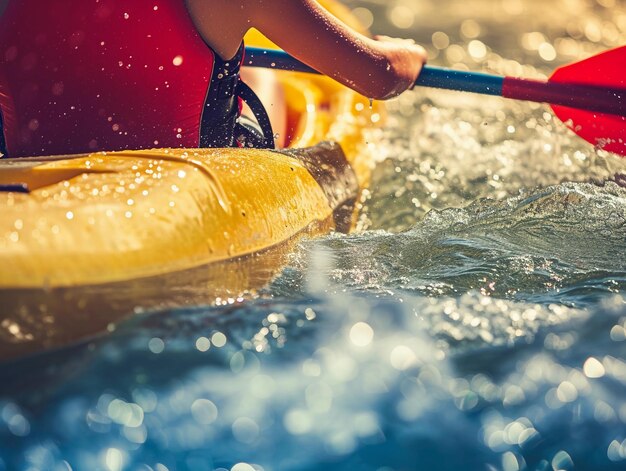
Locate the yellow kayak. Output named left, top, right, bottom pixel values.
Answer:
left=0, top=0, right=383, bottom=360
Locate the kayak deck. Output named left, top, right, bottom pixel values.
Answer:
left=1, top=144, right=357, bottom=288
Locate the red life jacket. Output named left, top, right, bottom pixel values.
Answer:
left=0, top=0, right=250, bottom=157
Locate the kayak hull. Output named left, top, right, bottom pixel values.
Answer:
left=0, top=140, right=370, bottom=360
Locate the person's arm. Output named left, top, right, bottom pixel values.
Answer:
left=186, top=0, right=427, bottom=99
left=247, top=0, right=426, bottom=100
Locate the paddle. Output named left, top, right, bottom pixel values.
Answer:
left=244, top=46, right=626, bottom=157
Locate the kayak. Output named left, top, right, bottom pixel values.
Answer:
left=0, top=0, right=383, bottom=361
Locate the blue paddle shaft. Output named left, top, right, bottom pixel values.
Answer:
left=416, top=67, right=503, bottom=96
left=244, top=47, right=505, bottom=96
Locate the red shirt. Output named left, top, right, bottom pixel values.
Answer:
left=0, top=0, right=219, bottom=157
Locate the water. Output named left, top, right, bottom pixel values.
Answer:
left=2, top=0, right=626, bottom=470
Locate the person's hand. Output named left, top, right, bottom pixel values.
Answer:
left=374, top=35, right=427, bottom=94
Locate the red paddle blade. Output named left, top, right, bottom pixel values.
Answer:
left=549, top=46, right=626, bottom=157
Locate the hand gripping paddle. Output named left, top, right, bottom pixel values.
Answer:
left=245, top=45, right=626, bottom=157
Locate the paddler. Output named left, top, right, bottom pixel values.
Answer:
left=0, top=0, right=426, bottom=157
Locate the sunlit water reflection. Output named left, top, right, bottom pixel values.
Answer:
left=2, top=1, right=626, bottom=470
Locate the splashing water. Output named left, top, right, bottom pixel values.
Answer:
left=2, top=1, right=626, bottom=470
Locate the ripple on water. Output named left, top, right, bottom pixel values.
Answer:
left=275, top=181, right=626, bottom=308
